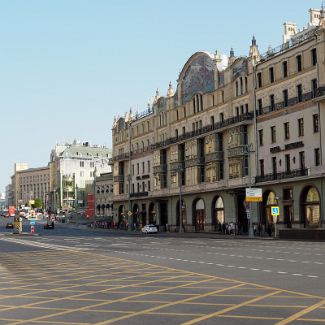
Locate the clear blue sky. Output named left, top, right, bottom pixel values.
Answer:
left=0, top=0, right=319, bottom=193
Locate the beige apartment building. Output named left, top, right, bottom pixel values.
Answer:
left=12, top=165, right=50, bottom=209
left=112, top=8, right=325, bottom=236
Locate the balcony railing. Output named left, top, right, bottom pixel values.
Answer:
left=205, top=151, right=224, bottom=163
left=130, top=191, right=149, bottom=198
left=257, top=89, right=324, bottom=117
left=153, top=164, right=167, bottom=174
left=260, top=27, right=316, bottom=61
left=113, top=175, right=125, bottom=182
left=112, top=152, right=129, bottom=162
left=255, top=168, right=308, bottom=183
left=151, top=113, right=254, bottom=151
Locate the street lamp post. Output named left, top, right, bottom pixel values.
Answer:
left=127, top=119, right=132, bottom=231
left=179, top=163, right=183, bottom=233
left=245, top=143, right=255, bottom=238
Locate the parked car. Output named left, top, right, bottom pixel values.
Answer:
left=6, top=222, right=14, bottom=229
left=141, top=224, right=158, bottom=234
left=44, top=221, right=55, bottom=229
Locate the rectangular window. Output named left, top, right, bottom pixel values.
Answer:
left=90, top=162, right=94, bottom=168
left=240, top=105, right=244, bottom=115
left=297, top=84, right=303, bottom=102
left=182, top=126, right=186, bottom=134
left=271, top=126, right=276, bottom=143
left=175, top=129, right=178, bottom=138
left=80, top=161, right=84, bottom=167
left=284, top=122, right=290, bottom=140
left=311, top=48, right=317, bottom=66
left=258, top=98, right=263, bottom=112
left=219, top=112, right=224, bottom=122
left=132, top=164, right=134, bottom=176
left=313, top=114, right=319, bottom=133
left=137, top=183, right=140, bottom=192
left=283, top=89, right=288, bottom=107
left=147, top=180, right=150, bottom=191
left=137, top=163, right=139, bottom=175
left=142, top=162, right=145, bottom=173
left=259, top=159, right=264, bottom=176
left=298, top=118, right=304, bottom=137
left=258, top=129, right=263, bottom=146
left=296, top=55, right=302, bottom=72
left=285, top=154, right=291, bottom=172
left=282, top=61, right=288, bottom=78
left=147, top=160, right=150, bottom=173
left=269, top=67, right=274, bottom=83
left=272, top=157, right=277, bottom=175
left=270, top=94, right=275, bottom=111
left=312, top=78, right=318, bottom=97
left=210, top=116, right=214, bottom=125
left=257, top=72, right=262, bottom=88
left=235, top=107, right=239, bottom=116
left=315, top=148, right=320, bottom=166
left=245, top=103, right=249, bottom=113
left=299, top=151, right=305, bottom=169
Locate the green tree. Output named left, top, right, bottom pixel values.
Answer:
left=34, top=198, right=43, bottom=209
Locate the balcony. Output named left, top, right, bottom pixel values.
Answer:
left=153, top=164, right=167, bottom=174
left=130, top=191, right=148, bottom=198
left=112, top=152, right=129, bottom=162
left=205, top=151, right=223, bottom=163
left=228, top=145, right=251, bottom=158
left=255, top=168, right=308, bottom=183
left=257, top=89, right=324, bottom=117
left=113, top=175, right=125, bottom=182
left=151, top=113, right=254, bottom=150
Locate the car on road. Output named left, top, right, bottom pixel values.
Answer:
left=5, top=222, right=14, bottom=229
left=141, top=224, right=158, bottom=234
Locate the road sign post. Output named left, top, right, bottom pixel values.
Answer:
left=271, top=206, right=280, bottom=238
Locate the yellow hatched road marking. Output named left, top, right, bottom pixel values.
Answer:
left=275, top=299, right=325, bottom=325
left=9, top=276, right=216, bottom=325
left=94, top=283, right=246, bottom=324
left=7, top=273, right=201, bottom=324
left=182, top=290, right=282, bottom=325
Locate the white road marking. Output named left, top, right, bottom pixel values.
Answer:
left=110, top=250, right=318, bottom=279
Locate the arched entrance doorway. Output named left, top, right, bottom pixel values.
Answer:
left=262, top=190, right=278, bottom=233
left=301, top=186, right=320, bottom=227
left=148, top=202, right=156, bottom=224
left=176, top=199, right=186, bottom=230
left=212, top=196, right=224, bottom=232
left=193, top=199, right=205, bottom=231
left=118, top=205, right=125, bottom=228
left=132, top=204, right=140, bottom=229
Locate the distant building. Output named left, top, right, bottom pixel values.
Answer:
left=0, top=193, right=5, bottom=211
left=11, top=166, right=50, bottom=209
left=48, top=141, right=112, bottom=212
left=94, top=172, right=113, bottom=219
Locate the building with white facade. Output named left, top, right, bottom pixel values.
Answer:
left=49, top=141, right=112, bottom=212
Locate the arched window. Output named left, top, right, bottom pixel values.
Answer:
left=302, top=187, right=320, bottom=226
left=215, top=196, right=224, bottom=224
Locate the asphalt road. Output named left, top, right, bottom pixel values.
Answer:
left=0, top=217, right=324, bottom=324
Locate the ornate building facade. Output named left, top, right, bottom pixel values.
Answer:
left=112, top=8, right=325, bottom=235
